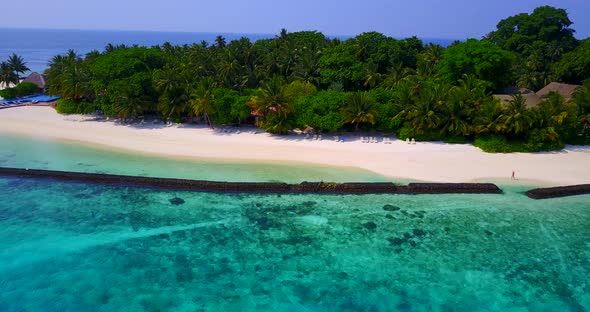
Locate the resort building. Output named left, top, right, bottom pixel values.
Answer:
left=536, top=82, right=580, bottom=102
left=493, top=82, right=581, bottom=108
left=22, top=72, right=48, bottom=94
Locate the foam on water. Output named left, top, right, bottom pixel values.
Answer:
left=0, top=177, right=589, bottom=311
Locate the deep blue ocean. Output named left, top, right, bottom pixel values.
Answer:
left=0, top=28, right=456, bottom=74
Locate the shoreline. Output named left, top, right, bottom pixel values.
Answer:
left=1, top=106, right=589, bottom=187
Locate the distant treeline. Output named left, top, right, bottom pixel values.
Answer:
left=41, top=6, right=590, bottom=152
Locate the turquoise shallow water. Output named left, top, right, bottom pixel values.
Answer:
left=1, top=133, right=590, bottom=311
left=0, top=133, right=389, bottom=183
left=0, top=178, right=589, bottom=311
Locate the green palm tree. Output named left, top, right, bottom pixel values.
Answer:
left=154, top=65, right=182, bottom=96
left=190, top=77, right=216, bottom=128
left=363, top=61, right=382, bottom=89
left=154, top=65, right=190, bottom=118
left=249, top=76, right=294, bottom=134
left=62, top=64, right=91, bottom=100
left=254, top=76, right=287, bottom=115
left=381, top=63, right=414, bottom=90
left=215, top=36, right=226, bottom=49
left=292, top=50, right=321, bottom=86
left=498, top=94, right=533, bottom=136
left=0, top=61, right=18, bottom=89
left=408, top=81, right=448, bottom=133
left=441, top=86, right=473, bottom=136
left=417, top=44, right=443, bottom=76
left=218, top=51, right=247, bottom=92
left=7, top=54, right=29, bottom=81
left=343, top=92, right=377, bottom=131
left=47, top=51, right=80, bottom=95
left=113, top=86, right=150, bottom=119
left=540, top=92, right=567, bottom=126
left=572, top=80, right=590, bottom=116
left=46, top=50, right=90, bottom=100
left=473, top=99, right=504, bottom=135
left=391, top=82, right=414, bottom=127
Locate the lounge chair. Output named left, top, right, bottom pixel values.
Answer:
left=406, top=138, right=410, bottom=144
left=411, top=138, right=416, bottom=144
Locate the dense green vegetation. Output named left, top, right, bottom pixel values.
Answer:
left=0, top=82, right=38, bottom=99
left=0, top=54, right=30, bottom=96
left=43, top=6, right=590, bottom=152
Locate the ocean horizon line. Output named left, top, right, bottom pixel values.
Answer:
left=0, top=27, right=463, bottom=42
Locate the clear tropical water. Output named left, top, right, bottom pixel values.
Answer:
left=0, top=133, right=589, bottom=311
left=0, top=133, right=390, bottom=183
left=0, top=177, right=588, bottom=311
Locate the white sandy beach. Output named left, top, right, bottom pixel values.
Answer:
left=1, top=106, right=589, bottom=186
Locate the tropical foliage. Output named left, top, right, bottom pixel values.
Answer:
left=0, top=53, right=30, bottom=91
left=44, top=6, right=590, bottom=152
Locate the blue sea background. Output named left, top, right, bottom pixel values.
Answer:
left=0, top=28, right=457, bottom=74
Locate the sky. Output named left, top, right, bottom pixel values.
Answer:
left=2, top=0, right=589, bottom=39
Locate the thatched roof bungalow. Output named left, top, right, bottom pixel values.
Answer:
left=494, top=83, right=582, bottom=108
left=493, top=87, right=543, bottom=108
left=22, top=72, right=48, bottom=93
left=536, top=82, right=579, bottom=101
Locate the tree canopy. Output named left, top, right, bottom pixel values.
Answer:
left=436, top=39, right=513, bottom=92
left=44, top=6, right=590, bottom=152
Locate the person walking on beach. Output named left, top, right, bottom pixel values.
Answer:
left=511, top=170, right=516, bottom=180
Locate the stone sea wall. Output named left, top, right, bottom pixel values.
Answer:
left=0, top=167, right=505, bottom=195
left=525, top=184, right=590, bottom=199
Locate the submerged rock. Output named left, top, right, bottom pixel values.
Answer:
left=301, top=201, right=318, bottom=208
left=336, top=272, right=349, bottom=280
left=362, top=221, right=378, bottom=231
left=255, top=217, right=275, bottom=230
left=169, top=197, right=185, bottom=205
left=388, top=237, right=406, bottom=246
left=383, top=204, right=401, bottom=211
left=412, top=228, right=426, bottom=237
left=385, top=214, right=395, bottom=220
